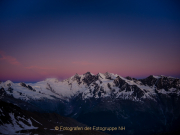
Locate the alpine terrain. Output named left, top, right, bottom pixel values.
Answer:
left=0, top=72, right=180, bottom=135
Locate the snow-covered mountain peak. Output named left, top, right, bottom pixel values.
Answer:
left=44, top=78, right=59, bottom=83
left=4, top=80, right=13, bottom=86
left=143, top=75, right=162, bottom=80
left=74, top=73, right=79, bottom=76
left=152, top=75, right=161, bottom=79
left=167, top=76, right=176, bottom=79
left=125, top=76, right=134, bottom=80
left=97, top=73, right=105, bottom=79
left=83, top=72, right=94, bottom=76
left=96, top=72, right=118, bottom=80
left=104, top=72, right=111, bottom=77
left=147, top=75, right=176, bottom=80
left=105, top=72, right=118, bottom=79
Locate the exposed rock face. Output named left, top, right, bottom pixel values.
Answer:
left=82, top=72, right=98, bottom=86
left=140, top=75, right=158, bottom=86
left=20, top=82, right=27, bottom=87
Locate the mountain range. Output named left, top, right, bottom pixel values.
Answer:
left=0, top=72, right=180, bottom=135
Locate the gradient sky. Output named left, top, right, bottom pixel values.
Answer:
left=0, top=0, right=180, bottom=82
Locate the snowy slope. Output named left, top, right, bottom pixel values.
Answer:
left=0, top=72, right=180, bottom=102
left=0, top=112, right=38, bottom=134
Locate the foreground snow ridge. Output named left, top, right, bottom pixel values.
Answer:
left=0, top=72, right=180, bottom=101
left=0, top=113, right=37, bottom=134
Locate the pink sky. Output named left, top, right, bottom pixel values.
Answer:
left=0, top=48, right=179, bottom=82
